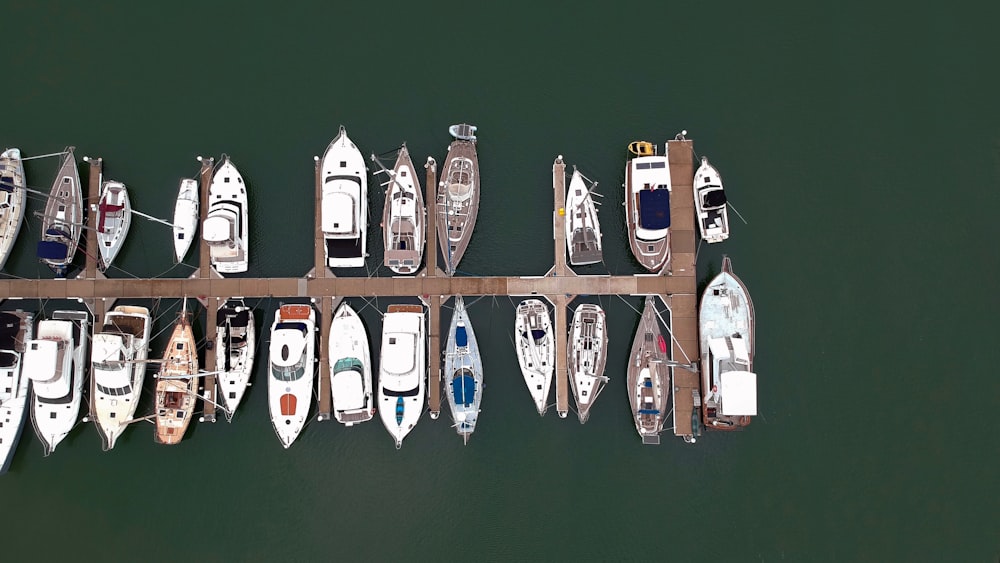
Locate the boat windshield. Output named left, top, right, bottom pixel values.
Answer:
left=383, top=385, right=420, bottom=397
left=333, top=357, right=364, bottom=374
left=271, top=362, right=305, bottom=382
left=96, top=383, right=132, bottom=396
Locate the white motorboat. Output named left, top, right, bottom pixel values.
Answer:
left=321, top=126, right=367, bottom=269
left=693, top=156, right=730, bottom=244
left=268, top=304, right=316, bottom=448
left=567, top=304, right=608, bottom=424
left=0, top=148, right=27, bottom=271
left=154, top=307, right=199, bottom=445
left=328, top=302, right=373, bottom=426
left=382, top=144, right=424, bottom=274
left=624, top=141, right=671, bottom=272
left=444, top=296, right=483, bottom=444
left=377, top=304, right=425, bottom=448
left=203, top=155, right=249, bottom=274
left=37, top=147, right=83, bottom=278
left=90, top=305, right=151, bottom=451
left=627, top=296, right=669, bottom=445
left=699, top=256, right=756, bottom=430
left=172, top=178, right=199, bottom=262
left=215, top=299, right=255, bottom=421
left=27, top=311, right=89, bottom=456
left=564, top=167, right=603, bottom=266
left=0, top=311, right=33, bottom=474
left=95, top=180, right=132, bottom=272
left=436, top=124, right=480, bottom=276
left=514, top=298, right=554, bottom=416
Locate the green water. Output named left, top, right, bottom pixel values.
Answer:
left=2, top=2, right=997, bottom=561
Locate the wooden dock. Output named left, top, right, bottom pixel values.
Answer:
left=313, top=155, right=333, bottom=421
left=195, top=158, right=219, bottom=422
left=665, top=139, right=700, bottom=442
left=424, top=157, right=441, bottom=418
left=4, top=140, right=704, bottom=442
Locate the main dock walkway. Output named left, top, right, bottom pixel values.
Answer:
left=2, top=139, right=700, bottom=441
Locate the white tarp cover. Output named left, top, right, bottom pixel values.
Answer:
left=720, top=370, right=757, bottom=416
left=203, top=215, right=233, bottom=242
left=322, top=189, right=357, bottom=234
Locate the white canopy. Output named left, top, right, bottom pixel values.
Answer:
left=322, top=190, right=357, bottom=235
left=203, top=216, right=234, bottom=243
left=720, top=370, right=757, bottom=416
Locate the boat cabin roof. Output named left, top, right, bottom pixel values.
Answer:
left=720, top=370, right=757, bottom=416
left=638, top=189, right=671, bottom=230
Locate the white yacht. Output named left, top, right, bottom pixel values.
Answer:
left=564, top=167, right=603, bottom=266
left=37, top=147, right=83, bottom=278
left=27, top=311, right=89, bottom=456
left=203, top=155, right=249, bottom=274
left=0, top=311, right=33, bottom=474
left=0, top=148, right=27, bottom=271
left=95, top=180, right=132, bottom=272
left=268, top=304, right=316, bottom=448
left=91, top=305, right=151, bottom=451
left=382, top=144, right=424, bottom=274
left=567, top=304, right=608, bottom=424
left=328, top=302, right=373, bottom=426
left=693, top=156, right=730, bottom=244
left=172, top=178, right=199, bottom=262
left=378, top=304, right=425, bottom=449
left=444, top=296, right=483, bottom=444
left=699, top=256, right=756, bottom=430
left=624, top=141, right=671, bottom=272
left=514, top=299, right=554, bottom=416
left=321, top=126, right=367, bottom=269
left=215, top=299, right=256, bottom=421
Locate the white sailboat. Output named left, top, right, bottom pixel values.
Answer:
left=328, top=302, right=373, bottom=426
left=377, top=304, right=425, bottom=448
left=567, top=304, right=608, bottom=424
left=215, top=299, right=256, bottom=420
left=444, top=296, right=483, bottom=444
left=0, top=311, right=33, bottom=474
left=514, top=299, right=554, bottom=416
left=0, top=148, right=27, bottom=271
left=172, top=178, right=199, bottom=262
left=693, top=156, right=730, bottom=243
left=564, top=167, right=603, bottom=266
left=203, top=155, right=249, bottom=274
left=95, top=180, right=132, bottom=272
left=91, top=305, right=151, bottom=451
left=268, top=304, right=316, bottom=448
left=27, top=311, right=89, bottom=456
left=37, top=147, right=83, bottom=278
left=381, top=144, right=424, bottom=274
left=321, top=126, right=367, bottom=269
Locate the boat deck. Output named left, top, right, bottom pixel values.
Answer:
left=4, top=140, right=700, bottom=442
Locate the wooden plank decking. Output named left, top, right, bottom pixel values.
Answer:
left=665, top=139, right=699, bottom=441
left=424, top=157, right=442, bottom=417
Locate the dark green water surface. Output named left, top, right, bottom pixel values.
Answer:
left=1, top=3, right=997, bottom=561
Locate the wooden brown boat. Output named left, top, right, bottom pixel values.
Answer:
left=154, top=306, right=199, bottom=445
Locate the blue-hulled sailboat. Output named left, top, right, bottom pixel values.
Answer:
left=443, top=296, right=483, bottom=444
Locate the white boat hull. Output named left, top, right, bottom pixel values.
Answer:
left=173, top=178, right=199, bottom=262
left=28, top=312, right=89, bottom=456
left=377, top=305, right=425, bottom=448
left=693, top=157, right=730, bottom=244
left=267, top=305, right=316, bottom=448
left=91, top=306, right=150, bottom=451
left=514, top=299, right=554, bottom=416
left=564, top=168, right=603, bottom=266
left=329, top=303, right=373, bottom=426
left=321, top=126, right=368, bottom=269
left=96, top=181, right=132, bottom=272
left=204, top=156, right=249, bottom=274
left=0, top=311, right=31, bottom=473
left=0, top=148, right=27, bottom=271
left=215, top=300, right=256, bottom=419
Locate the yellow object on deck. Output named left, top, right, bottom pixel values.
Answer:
left=628, top=140, right=655, bottom=157
left=558, top=207, right=565, bottom=216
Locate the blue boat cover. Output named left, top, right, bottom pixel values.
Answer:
left=451, top=373, right=476, bottom=406
left=638, top=189, right=671, bottom=230
left=638, top=409, right=660, bottom=415
left=395, top=397, right=404, bottom=425
left=46, top=227, right=70, bottom=238
left=456, top=325, right=468, bottom=347
left=0, top=176, right=15, bottom=192
left=643, top=380, right=652, bottom=388
left=531, top=329, right=546, bottom=343
left=37, top=240, right=68, bottom=260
